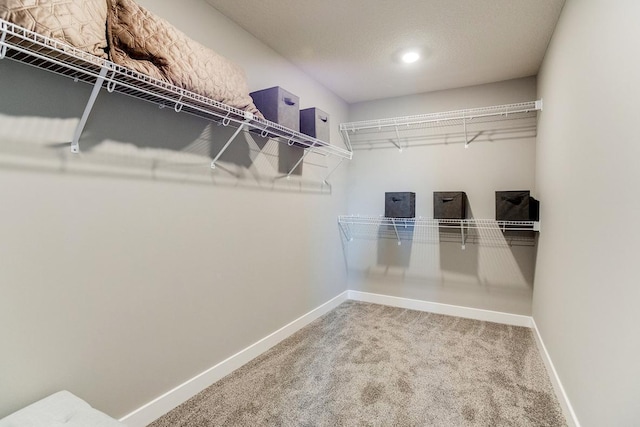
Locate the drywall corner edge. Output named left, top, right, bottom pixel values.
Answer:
left=347, top=290, right=533, bottom=327
left=531, top=319, right=581, bottom=427
left=119, top=291, right=349, bottom=427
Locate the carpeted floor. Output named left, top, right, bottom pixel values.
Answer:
left=149, top=301, right=566, bottom=426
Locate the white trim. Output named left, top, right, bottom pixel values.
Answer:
left=119, top=291, right=349, bottom=427
left=347, top=290, right=533, bottom=327
left=531, top=319, right=581, bottom=427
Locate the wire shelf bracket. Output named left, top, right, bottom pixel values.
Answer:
left=338, top=218, right=353, bottom=242
left=322, top=158, right=344, bottom=187
left=71, top=65, right=108, bottom=153
left=210, top=117, right=252, bottom=169
left=287, top=140, right=317, bottom=177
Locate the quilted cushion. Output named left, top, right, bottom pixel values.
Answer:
left=0, top=390, right=125, bottom=427
left=106, top=0, right=261, bottom=117
left=0, top=0, right=109, bottom=58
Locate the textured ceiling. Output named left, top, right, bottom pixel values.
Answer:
left=205, top=0, right=565, bottom=104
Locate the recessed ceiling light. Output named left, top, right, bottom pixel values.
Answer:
left=401, top=51, right=420, bottom=64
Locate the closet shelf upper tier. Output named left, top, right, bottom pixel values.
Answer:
left=339, top=100, right=542, bottom=151
left=0, top=19, right=353, bottom=161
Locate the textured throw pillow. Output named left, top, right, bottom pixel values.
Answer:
left=106, top=0, right=261, bottom=117
left=0, top=0, right=109, bottom=58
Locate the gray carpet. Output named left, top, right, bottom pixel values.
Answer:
left=149, top=301, right=566, bottom=426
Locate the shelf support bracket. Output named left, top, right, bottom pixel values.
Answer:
left=338, top=219, right=352, bottom=242
left=340, top=129, right=353, bottom=152
left=0, top=21, right=8, bottom=59
left=71, top=65, right=109, bottom=153
left=287, top=141, right=317, bottom=177
left=394, top=126, right=404, bottom=152
left=323, top=158, right=344, bottom=186
left=463, top=117, right=469, bottom=149
left=391, top=218, right=401, bottom=246
left=211, top=119, right=250, bottom=169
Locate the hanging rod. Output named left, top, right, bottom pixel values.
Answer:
left=340, top=100, right=543, bottom=134
left=0, top=18, right=353, bottom=160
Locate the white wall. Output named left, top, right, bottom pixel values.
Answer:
left=534, top=0, right=640, bottom=425
left=0, top=0, right=349, bottom=419
left=345, top=78, right=538, bottom=315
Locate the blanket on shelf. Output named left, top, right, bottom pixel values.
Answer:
left=0, top=0, right=109, bottom=58
left=105, top=0, right=261, bottom=117
left=0, top=0, right=262, bottom=117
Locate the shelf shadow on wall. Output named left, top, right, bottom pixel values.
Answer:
left=0, top=60, right=334, bottom=194
left=376, top=223, right=415, bottom=268
left=342, top=222, right=536, bottom=293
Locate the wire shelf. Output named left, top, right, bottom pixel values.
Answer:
left=339, top=100, right=542, bottom=151
left=0, top=18, right=353, bottom=160
left=338, top=215, right=539, bottom=248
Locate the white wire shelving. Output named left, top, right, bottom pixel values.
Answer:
left=0, top=19, right=352, bottom=177
left=340, top=100, right=542, bottom=151
left=338, top=215, right=540, bottom=249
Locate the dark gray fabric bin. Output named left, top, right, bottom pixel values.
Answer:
left=385, top=192, right=416, bottom=218
left=250, top=86, right=300, bottom=131
left=496, top=191, right=532, bottom=221
left=434, top=192, right=467, bottom=219
left=300, top=107, right=330, bottom=146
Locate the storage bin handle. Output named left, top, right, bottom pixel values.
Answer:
left=502, top=196, right=524, bottom=205
left=283, top=97, right=296, bottom=106
left=320, top=116, right=328, bottom=122
left=442, top=198, right=455, bottom=202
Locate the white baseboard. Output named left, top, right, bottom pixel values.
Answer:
left=119, top=291, right=349, bottom=427
left=531, top=319, right=581, bottom=427
left=347, top=290, right=533, bottom=327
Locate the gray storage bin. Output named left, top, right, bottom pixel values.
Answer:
left=496, top=190, right=533, bottom=221
left=300, top=107, right=330, bottom=146
left=250, top=86, right=300, bottom=131
left=385, top=192, right=416, bottom=218
left=434, top=192, right=467, bottom=219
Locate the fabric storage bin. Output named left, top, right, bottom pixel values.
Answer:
left=496, top=191, right=539, bottom=221
left=299, top=107, right=330, bottom=146
left=385, top=192, right=416, bottom=218
left=250, top=86, right=300, bottom=131
left=433, top=192, right=467, bottom=219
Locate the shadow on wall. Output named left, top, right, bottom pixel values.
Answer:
left=439, top=194, right=477, bottom=276
left=340, top=213, right=537, bottom=313
left=376, top=223, right=415, bottom=268
left=0, top=60, right=334, bottom=194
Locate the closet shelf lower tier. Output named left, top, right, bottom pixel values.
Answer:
left=0, top=19, right=352, bottom=161
left=338, top=216, right=540, bottom=248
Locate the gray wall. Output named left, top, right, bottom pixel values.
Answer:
left=0, top=0, right=349, bottom=419
left=534, top=0, right=640, bottom=425
left=345, top=77, right=538, bottom=315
